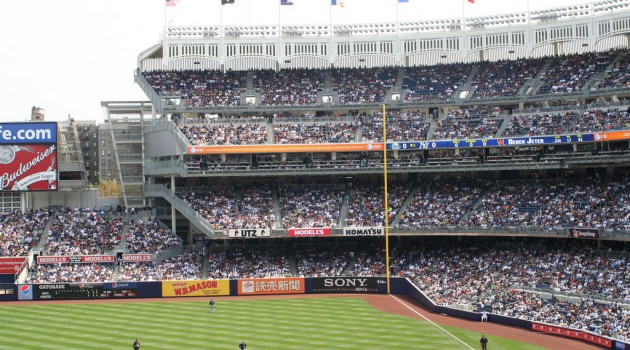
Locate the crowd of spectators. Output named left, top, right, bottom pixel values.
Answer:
left=332, top=67, right=397, bottom=104
left=295, top=244, right=353, bottom=277
left=278, top=184, right=344, bottom=228
left=537, top=51, right=616, bottom=94
left=398, top=182, right=486, bottom=230
left=528, top=176, right=630, bottom=231
left=179, top=123, right=268, bottom=145
left=142, top=70, right=245, bottom=107
left=178, top=187, right=275, bottom=230
left=489, top=290, right=630, bottom=341
left=472, top=59, right=543, bottom=98
left=43, top=209, right=124, bottom=256
left=254, top=69, right=324, bottom=105
left=432, top=110, right=502, bottom=140
left=0, top=210, right=50, bottom=256
left=403, top=64, right=470, bottom=102
left=207, top=245, right=291, bottom=279
left=125, top=218, right=180, bottom=254
left=25, top=263, right=114, bottom=283
left=598, top=51, right=630, bottom=90
left=118, top=251, right=202, bottom=281
left=274, top=122, right=357, bottom=144
left=344, top=184, right=410, bottom=227
left=359, top=111, right=431, bottom=142
left=502, top=108, right=630, bottom=137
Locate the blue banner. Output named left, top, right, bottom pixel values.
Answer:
left=387, top=133, right=596, bottom=151
left=0, top=122, right=57, bottom=144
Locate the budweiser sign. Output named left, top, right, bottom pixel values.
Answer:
left=288, top=228, right=331, bottom=237
left=0, top=144, right=57, bottom=191
left=0, top=257, right=27, bottom=274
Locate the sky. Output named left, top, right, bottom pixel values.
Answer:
left=0, top=0, right=596, bottom=124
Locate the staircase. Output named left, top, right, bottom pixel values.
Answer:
left=528, top=60, right=554, bottom=95
left=34, top=216, right=55, bottom=252
left=451, top=65, right=480, bottom=99
left=144, top=184, right=216, bottom=236
left=390, top=185, right=419, bottom=227
left=337, top=194, right=350, bottom=228
left=272, top=187, right=283, bottom=229
left=495, top=115, right=511, bottom=137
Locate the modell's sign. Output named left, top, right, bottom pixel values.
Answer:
left=569, top=228, right=600, bottom=239
left=122, top=254, right=152, bottom=262
left=288, top=228, right=331, bottom=237
left=227, top=228, right=271, bottom=238
left=0, top=144, right=57, bottom=191
left=343, top=227, right=384, bottom=236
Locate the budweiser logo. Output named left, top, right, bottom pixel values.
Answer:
left=0, top=144, right=56, bottom=191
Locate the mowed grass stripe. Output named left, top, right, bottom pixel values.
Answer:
left=0, top=297, right=547, bottom=350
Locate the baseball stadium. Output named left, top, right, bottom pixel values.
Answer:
left=1, top=0, right=630, bottom=349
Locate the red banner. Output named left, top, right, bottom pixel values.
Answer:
left=122, top=254, right=152, bottom=262
left=532, top=323, right=612, bottom=348
left=0, top=257, right=26, bottom=274
left=37, top=255, right=115, bottom=264
left=81, top=255, right=115, bottom=263
left=0, top=144, right=57, bottom=191
left=288, top=228, right=331, bottom=237
left=237, top=277, right=305, bottom=295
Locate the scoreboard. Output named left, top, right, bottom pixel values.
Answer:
left=35, top=283, right=137, bottom=300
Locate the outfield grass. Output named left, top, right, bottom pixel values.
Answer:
left=0, top=297, right=546, bottom=350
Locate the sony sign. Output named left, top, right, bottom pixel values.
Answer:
left=324, top=278, right=368, bottom=287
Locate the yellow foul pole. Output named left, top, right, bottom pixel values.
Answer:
left=382, top=103, right=390, bottom=294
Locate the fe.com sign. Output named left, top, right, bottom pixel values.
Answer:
left=0, top=122, right=57, bottom=144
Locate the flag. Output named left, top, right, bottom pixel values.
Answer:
left=165, top=0, right=178, bottom=7
left=280, top=0, right=294, bottom=5
left=221, top=0, right=235, bottom=4
left=331, top=0, right=345, bottom=7
left=468, top=0, right=475, bottom=3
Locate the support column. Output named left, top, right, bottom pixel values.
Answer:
left=171, top=175, right=176, bottom=236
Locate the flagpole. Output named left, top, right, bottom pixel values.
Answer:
left=382, top=103, right=390, bottom=295
left=163, top=2, right=168, bottom=66
left=330, top=2, right=333, bottom=67
left=279, top=1, right=282, bottom=71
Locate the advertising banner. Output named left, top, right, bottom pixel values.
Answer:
left=81, top=255, right=115, bottom=263
left=122, top=254, right=153, bottom=262
left=37, top=256, right=69, bottom=264
left=568, top=228, right=600, bottom=240
left=237, top=277, right=305, bottom=295
left=595, top=130, right=630, bottom=142
left=0, top=144, right=57, bottom=191
left=0, top=122, right=57, bottom=144
left=0, top=257, right=27, bottom=274
left=532, top=323, right=612, bottom=348
left=35, top=282, right=137, bottom=299
left=37, top=255, right=115, bottom=264
left=17, top=284, right=33, bottom=300
left=188, top=142, right=383, bottom=155
left=288, top=228, right=331, bottom=237
left=342, top=227, right=384, bottom=236
left=387, top=133, right=597, bottom=151
left=227, top=228, right=271, bottom=238
left=311, top=277, right=387, bottom=293
left=162, top=280, right=230, bottom=297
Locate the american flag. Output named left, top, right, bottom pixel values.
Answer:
left=166, top=0, right=178, bottom=7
